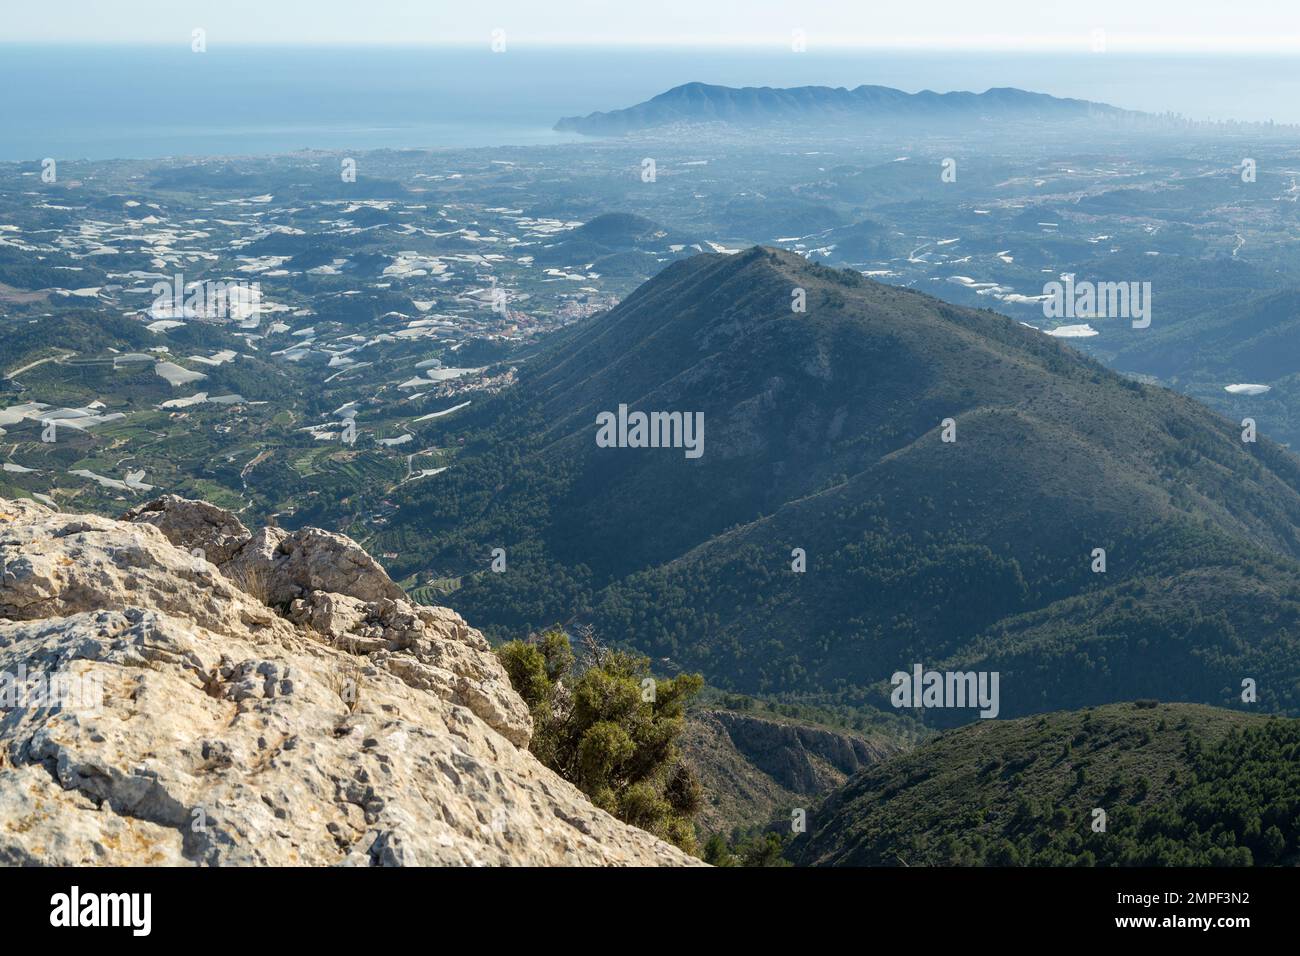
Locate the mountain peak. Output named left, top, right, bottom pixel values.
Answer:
left=397, top=245, right=1300, bottom=714
left=556, top=83, right=1130, bottom=134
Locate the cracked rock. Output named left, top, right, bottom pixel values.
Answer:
left=0, top=497, right=699, bottom=867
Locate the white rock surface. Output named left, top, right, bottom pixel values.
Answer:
left=0, top=497, right=699, bottom=866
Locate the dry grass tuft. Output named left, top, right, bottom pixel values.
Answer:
left=227, top=564, right=271, bottom=605
left=328, top=636, right=366, bottom=714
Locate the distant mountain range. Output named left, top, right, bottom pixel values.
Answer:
left=555, top=82, right=1132, bottom=135
left=381, top=246, right=1300, bottom=722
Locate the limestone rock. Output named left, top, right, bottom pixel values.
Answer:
left=120, top=497, right=531, bottom=746
left=224, top=526, right=408, bottom=607
left=0, top=497, right=700, bottom=866
left=122, top=494, right=251, bottom=566
left=287, top=590, right=532, bottom=748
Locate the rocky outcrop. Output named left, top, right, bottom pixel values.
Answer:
left=682, top=709, right=903, bottom=835
left=122, top=495, right=252, bottom=566
left=708, top=711, right=893, bottom=793
left=707, top=712, right=899, bottom=790
left=0, top=496, right=700, bottom=866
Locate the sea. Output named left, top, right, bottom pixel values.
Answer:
left=2, top=43, right=1298, bottom=161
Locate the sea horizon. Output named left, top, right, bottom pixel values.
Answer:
left=4, top=43, right=1300, bottom=162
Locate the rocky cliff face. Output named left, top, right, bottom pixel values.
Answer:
left=0, top=496, right=699, bottom=866
left=706, top=711, right=894, bottom=793
left=683, top=709, right=902, bottom=835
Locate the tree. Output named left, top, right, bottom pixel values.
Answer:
left=701, top=833, right=736, bottom=867
left=1261, top=825, right=1286, bottom=863
left=741, top=832, right=791, bottom=867
left=497, top=626, right=704, bottom=854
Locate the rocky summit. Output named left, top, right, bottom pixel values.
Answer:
left=0, top=495, right=699, bottom=866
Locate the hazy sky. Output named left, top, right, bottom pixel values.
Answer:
left=4, top=0, right=1300, bottom=51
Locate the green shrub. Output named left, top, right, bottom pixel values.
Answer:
left=497, top=626, right=704, bottom=854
